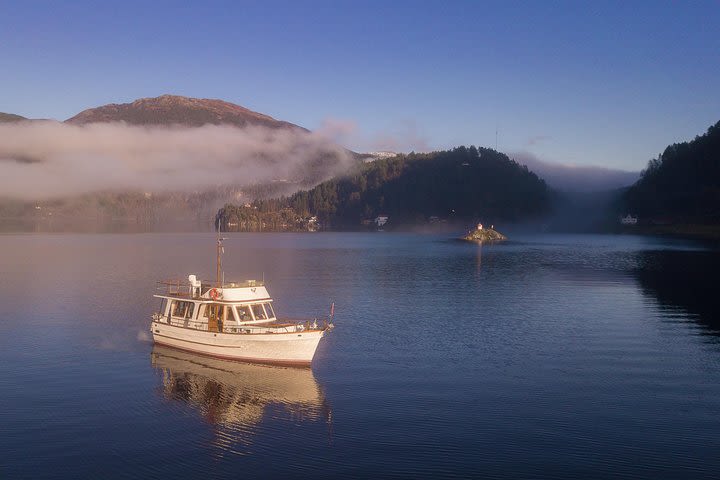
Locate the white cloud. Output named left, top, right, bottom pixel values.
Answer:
left=311, top=117, right=429, bottom=153
left=0, top=121, right=352, bottom=200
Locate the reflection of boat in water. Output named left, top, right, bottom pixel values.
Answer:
left=151, top=345, right=329, bottom=429
left=150, top=236, right=334, bottom=366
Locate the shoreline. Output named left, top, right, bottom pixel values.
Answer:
left=618, top=224, right=720, bottom=242
left=3, top=216, right=720, bottom=242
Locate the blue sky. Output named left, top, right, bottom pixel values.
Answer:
left=1, top=0, right=719, bottom=170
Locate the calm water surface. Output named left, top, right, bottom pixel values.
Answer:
left=1, top=232, right=719, bottom=479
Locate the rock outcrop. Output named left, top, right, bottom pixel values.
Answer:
left=461, top=224, right=507, bottom=243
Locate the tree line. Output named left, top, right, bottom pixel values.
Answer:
left=624, top=120, right=720, bottom=222
left=217, top=146, right=551, bottom=230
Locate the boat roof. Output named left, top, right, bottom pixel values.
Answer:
left=153, top=294, right=273, bottom=303
left=155, top=279, right=272, bottom=303
left=157, top=279, right=265, bottom=288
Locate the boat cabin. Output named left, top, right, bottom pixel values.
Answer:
left=154, top=276, right=284, bottom=333
left=150, top=236, right=331, bottom=366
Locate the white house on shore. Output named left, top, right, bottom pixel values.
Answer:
left=620, top=214, right=638, bottom=225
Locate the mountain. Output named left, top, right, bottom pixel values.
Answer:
left=624, top=120, right=720, bottom=222
left=0, top=112, right=27, bottom=123
left=217, top=146, right=551, bottom=230
left=1, top=95, right=356, bottom=231
left=65, top=94, right=306, bottom=131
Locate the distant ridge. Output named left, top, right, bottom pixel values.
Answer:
left=65, top=94, right=306, bottom=131
left=0, top=112, right=28, bottom=123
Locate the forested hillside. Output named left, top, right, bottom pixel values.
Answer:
left=624, top=121, right=720, bottom=221
left=217, top=146, right=550, bottom=229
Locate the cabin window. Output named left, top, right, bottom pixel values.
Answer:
left=215, top=305, right=233, bottom=321
left=236, top=305, right=252, bottom=322
left=202, top=304, right=222, bottom=319
left=264, top=303, right=276, bottom=319
left=251, top=304, right=267, bottom=320
left=171, top=301, right=194, bottom=318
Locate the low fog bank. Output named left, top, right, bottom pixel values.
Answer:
left=422, top=193, right=625, bottom=236
left=541, top=189, right=627, bottom=233
left=0, top=121, right=353, bottom=200
left=489, top=190, right=627, bottom=235
left=511, top=151, right=639, bottom=192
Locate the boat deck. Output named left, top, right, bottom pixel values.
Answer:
left=153, top=314, right=328, bottom=335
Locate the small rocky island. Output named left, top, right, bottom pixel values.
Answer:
left=461, top=223, right=507, bottom=243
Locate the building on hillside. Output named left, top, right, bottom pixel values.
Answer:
left=375, top=215, right=389, bottom=228
left=620, top=214, right=638, bottom=225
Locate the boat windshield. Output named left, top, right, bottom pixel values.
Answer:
left=251, top=304, right=267, bottom=320
left=264, top=303, right=276, bottom=319
left=236, top=305, right=252, bottom=322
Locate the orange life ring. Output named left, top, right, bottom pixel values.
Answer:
left=209, top=288, right=219, bottom=300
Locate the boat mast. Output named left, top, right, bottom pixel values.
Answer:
left=216, top=234, right=225, bottom=287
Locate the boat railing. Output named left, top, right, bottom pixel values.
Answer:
left=156, top=279, right=266, bottom=298
left=155, top=315, right=209, bottom=331
left=281, top=318, right=334, bottom=332
left=153, top=313, right=331, bottom=334
left=221, top=280, right=265, bottom=288
left=156, top=280, right=193, bottom=297
left=222, top=319, right=328, bottom=334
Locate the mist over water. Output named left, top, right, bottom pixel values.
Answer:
left=0, top=121, right=352, bottom=200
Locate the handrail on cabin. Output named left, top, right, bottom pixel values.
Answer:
left=156, top=279, right=266, bottom=288
left=154, top=315, right=328, bottom=334
left=155, top=279, right=269, bottom=298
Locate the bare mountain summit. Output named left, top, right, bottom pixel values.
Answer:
left=1, top=95, right=355, bottom=230
left=0, top=112, right=28, bottom=123
left=65, top=94, right=306, bottom=131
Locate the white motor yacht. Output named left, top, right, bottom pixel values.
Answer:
left=150, top=237, right=333, bottom=366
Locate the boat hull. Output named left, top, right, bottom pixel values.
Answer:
left=151, top=322, right=326, bottom=366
